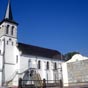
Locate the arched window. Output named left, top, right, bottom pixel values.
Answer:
left=54, top=62, right=57, bottom=70
left=38, top=60, right=41, bottom=69
left=12, top=42, right=13, bottom=46
left=46, top=61, right=49, bottom=70
left=6, top=25, right=9, bottom=34
left=11, top=26, right=14, bottom=35
left=0, top=50, right=1, bottom=54
left=7, top=41, right=8, bottom=45
left=16, top=55, right=18, bottom=63
left=28, top=59, right=31, bottom=68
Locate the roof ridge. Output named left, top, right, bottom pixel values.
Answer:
left=18, top=42, right=60, bottom=53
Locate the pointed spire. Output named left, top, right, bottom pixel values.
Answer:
left=4, top=0, right=13, bottom=20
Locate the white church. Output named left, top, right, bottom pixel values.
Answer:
left=0, top=0, right=63, bottom=87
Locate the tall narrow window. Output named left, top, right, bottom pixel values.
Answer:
left=12, top=42, right=13, bottom=46
left=54, top=62, right=57, bottom=70
left=6, top=25, right=9, bottom=34
left=38, top=60, right=41, bottom=69
left=28, top=59, right=31, bottom=68
left=46, top=61, right=49, bottom=70
left=11, top=26, right=14, bottom=35
left=0, top=50, right=1, bottom=54
left=16, top=55, right=18, bottom=63
left=7, top=41, right=8, bottom=45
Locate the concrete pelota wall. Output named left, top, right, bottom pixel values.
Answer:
left=62, top=54, right=88, bottom=87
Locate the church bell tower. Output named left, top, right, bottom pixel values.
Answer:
left=0, top=0, right=18, bottom=85
left=0, top=0, right=18, bottom=40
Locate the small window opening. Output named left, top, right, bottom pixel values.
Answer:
left=11, top=26, right=14, bottom=35
left=6, top=25, right=9, bottom=34
left=9, top=38, right=11, bottom=41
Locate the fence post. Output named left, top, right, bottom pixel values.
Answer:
left=43, top=79, right=46, bottom=88
left=18, top=78, right=22, bottom=88
left=60, top=79, right=63, bottom=88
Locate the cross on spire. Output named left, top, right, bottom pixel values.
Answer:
left=4, top=0, right=13, bottom=20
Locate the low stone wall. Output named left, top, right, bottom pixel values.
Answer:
left=64, top=85, right=88, bottom=88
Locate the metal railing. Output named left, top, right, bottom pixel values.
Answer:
left=18, top=78, right=63, bottom=88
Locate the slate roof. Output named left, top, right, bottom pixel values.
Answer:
left=0, top=0, right=18, bottom=25
left=18, top=43, right=62, bottom=59
left=5, top=0, right=13, bottom=20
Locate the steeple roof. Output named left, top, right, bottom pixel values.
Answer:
left=0, top=0, right=18, bottom=25
left=4, top=0, right=13, bottom=20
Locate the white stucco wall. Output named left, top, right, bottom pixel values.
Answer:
left=0, top=22, right=17, bottom=38
left=0, top=34, right=62, bottom=86
left=19, top=54, right=62, bottom=82
left=0, top=72, right=2, bottom=86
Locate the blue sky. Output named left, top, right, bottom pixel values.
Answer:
left=0, top=0, right=88, bottom=56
